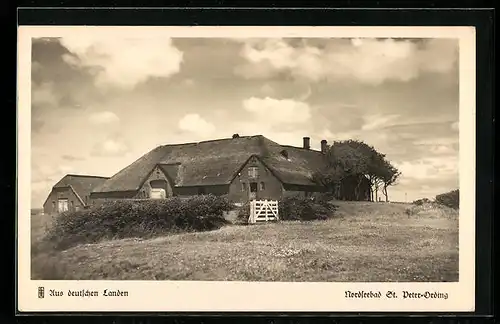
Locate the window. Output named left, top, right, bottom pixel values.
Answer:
left=52, top=201, right=55, bottom=211
left=70, top=201, right=74, bottom=210
left=259, top=182, right=265, bottom=190
left=241, top=182, right=246, bottom=192
left=57, top=199, right=69, bottom=212
left=249, top=182, right=258, bottom=193
left=248, top=166, right=259, bottom=178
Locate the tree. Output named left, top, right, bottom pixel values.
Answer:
left=314, top=139, right=401, bottom=202
left=380, top=161, right=401, bottom=202
left=334, top=140, right=389, bottom=202
left=327, top=141, right=371, bottom=200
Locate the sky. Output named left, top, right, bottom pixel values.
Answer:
left=30, top=36, right=459, bottom=207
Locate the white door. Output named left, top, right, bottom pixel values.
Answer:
left=58, top=199, right=68, bottom=212
left=150, top=188, right=166, bottom=199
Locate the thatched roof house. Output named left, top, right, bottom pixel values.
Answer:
left=90, top=135, right=334, bottom=204
left=43, top=174, right=109, bottom=214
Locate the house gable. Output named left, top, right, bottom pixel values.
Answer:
left=228, top=155, right=283, bottom=203
left=43, top=186, right=86, bottom=215
left=135, top=165, right=174, bottom=199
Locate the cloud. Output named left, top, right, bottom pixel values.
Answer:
left=32, top=81, right=57, bottom=106
left=235, top=38, right=458, bottom=85
left=178, top=113, right=216, bottom=137
left=31, top=81, right=61, bottom=133
left=361, top=114, right=400, bottom=131
left=60, top=36, right=183, bottom=89
left=260, top=83, right=275, bottom=96
left=88, top=111, right=120, bottom=125
left=182, top=78, right=195, bottom=87
left=61, top=154, right=86, bottom=162
left=91, top=138, right=130, bottom=157
left=394, top=156, right=458, bottom=181
left=242, top=97, right=311, bottom=125
left=413, top=137, right=459, bottom=146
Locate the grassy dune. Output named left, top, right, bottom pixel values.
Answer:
left=31, top=201, right=459, bottom=282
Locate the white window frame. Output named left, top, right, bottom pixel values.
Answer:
left=57, top=199, right=69, bottom=212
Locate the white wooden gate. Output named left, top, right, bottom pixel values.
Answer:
left=249, top=199, right=279, bottom=224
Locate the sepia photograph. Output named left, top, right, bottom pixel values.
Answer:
left=18, top=25, right=476, bottom=312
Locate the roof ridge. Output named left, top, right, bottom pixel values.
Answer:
left=157, top=135, right=265, bottom=147
left=64, top=174, right=110, bottom=179
left=280, top=144, right=323, bottom=153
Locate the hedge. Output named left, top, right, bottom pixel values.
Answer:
left=237, top=195, right=337, bottom=223
left=43, top=194, right=233, bottom=251
left=435, top=189, right=459, bottom=210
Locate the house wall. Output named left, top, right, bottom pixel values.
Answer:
left=134, top=165, right=174, bottom=199
left=228, top=156, right=283, bottom=203
left=43, top=187, right=85, bottom=215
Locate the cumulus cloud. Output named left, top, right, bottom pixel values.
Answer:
left=178, top=113, right=216, bottom=137
left=91, top=138, right=129, bottom=157
left=242, top=97, right=311, bottom=125
left=88, top=111, right=120, bottom=125
left=235, top=38, right=458, bottom=85
left=60, top=36, right=183, bottom=89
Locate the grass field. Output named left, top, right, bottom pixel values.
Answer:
left=30, top=201, right=459, bottom=282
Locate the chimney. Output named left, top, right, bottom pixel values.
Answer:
left=303, top=137, right=310, bottom=150
left=321, top=140, right=328, bottom=154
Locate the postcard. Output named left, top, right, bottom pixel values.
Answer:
left=18, top=25, right=476, bottom=313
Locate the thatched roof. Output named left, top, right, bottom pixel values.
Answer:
left=93, top=135, right=326, bottom=193
left=51, top=174, right=110, bottom=204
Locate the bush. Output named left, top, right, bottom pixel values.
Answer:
left=236, top=201, right=251, bottom=223
left=435, top=189, right=459, bottom=209
left=44, top=194, right=233, bottom=251
left=279, top=196, right=337, bottom=221
left=413, top=198, right=431, bottom=206
left=310, top=192, right=335, bottom=204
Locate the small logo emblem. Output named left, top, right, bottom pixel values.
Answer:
left=38, top=287, right=45, bottom=299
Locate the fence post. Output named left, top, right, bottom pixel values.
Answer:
left=249, top=200, right=254, bottom=224
left=264, top=199, right=268, bottom=221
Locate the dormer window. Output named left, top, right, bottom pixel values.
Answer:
left=280, top=149, right=289, bottom=159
